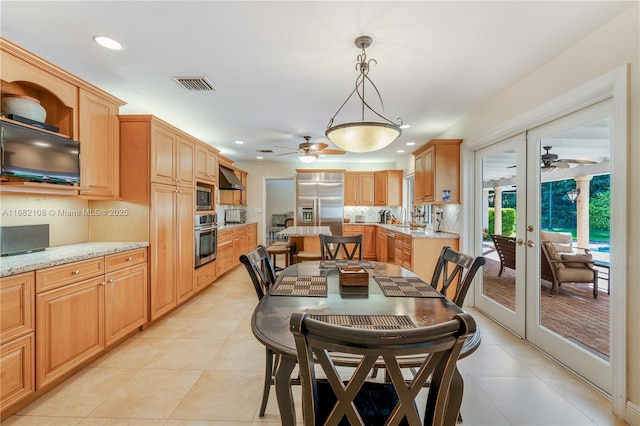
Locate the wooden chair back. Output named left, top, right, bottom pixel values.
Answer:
left=319, top=233, right=363, bottom=260
left=490, top=234, right=516, bottom=276
left=430, top=246, right=486, bottom=307
left=290, top=312, right=476, bottom=426
left=239, top=244, right=277, bottom=300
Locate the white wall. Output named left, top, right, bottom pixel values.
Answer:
left=437, top=3, right=639, bottom=420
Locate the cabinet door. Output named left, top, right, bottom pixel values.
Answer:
left=359, top=173, right=375, bottom=205
left=206, top=150, right=218, bottom=182
left=423, top=146, right=435, bottom=202
left=374, top=172, right=388, bottom=206
left=344, top=173, right=359, bottom=206
left=176, top=136, right=195, bottom=187
left=216, top=231, right=234, bottom=276
left=1, top=272, right=34, bottom=345
left=104, top=263, right=148, bottom=347
left=150, top=184, right=177, bottom=320
left=150, top=125, right=177, bottom=185
left=36, top=276, right=105, bottom=388
left=0, top=333, right=34, bottom=410
left=79, top=89, right=120, bottom=198
left=176, top=188, right=195, bottom=304
left=363, top=226, right=376, bottom=260
left=195, top=145, right=218, bottom=184
left=414, top=152, right=425, bottom=203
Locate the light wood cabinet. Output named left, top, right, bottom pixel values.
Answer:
left=0, top=37, right=124, bottom=199
left=343, top=225, right=376, bottom=260
left=413, top=139, right=462, bottom=204
left=247, top=223, right=258, bottom=250
left=0, top=334, right=34, bottom=412
left=376, top=226, right=387, bottom=263
left=0, top=272, right=35, bottom=413
left=195, top=260, right=217, bottom=293
left=195, top=143, right=219, bottom=185
left=374, top=170, right=403, bottom=206
left=344, top=172, right=375, bottom=206
left=34, top=248, right=149, bottom=389
left=79, top=89, right=120, bottom=198
left=150, top=184, right=194, bottom=319
left=36, top=275, right=105, bottom=388
left=104, top=249, right=148, bottom=346
left=216, top=229, right=235, bottom=276
left=216, top=224, right=257, bottom=277
left=150, top=124, right=195, bottom=188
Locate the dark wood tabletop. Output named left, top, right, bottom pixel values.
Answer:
left=251, top=260, right=478, bottom=425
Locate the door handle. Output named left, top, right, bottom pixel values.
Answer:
left=526, top=240, right=535, bottom=247
left=516, top=239, right=524, bottom=246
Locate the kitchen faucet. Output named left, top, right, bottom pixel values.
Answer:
left=401, top=206, right=409, bottom=226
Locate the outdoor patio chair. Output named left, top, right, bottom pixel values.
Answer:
left=490, top=234, right=516, bottom=276
left=541, top=241, right=599, bottom=298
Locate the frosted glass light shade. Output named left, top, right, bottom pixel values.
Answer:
left=325, top=122, right=401, bottom=153
left=299, top=152, right=318, bottom=163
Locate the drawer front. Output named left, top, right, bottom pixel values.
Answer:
left=195, top=261, right=217, bottom=291
left=1, top=272, right=34, bottom=345
left=0, top=333, right=35, bottom=411
left=105, top=248, right=148, bottom=273
left=36, top=257, right=105, bottom=293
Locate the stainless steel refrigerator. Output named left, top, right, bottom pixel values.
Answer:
left=296, top=171, right=344, bottom=236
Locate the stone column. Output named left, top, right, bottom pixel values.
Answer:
left=574, top=176, right=592, bottom=249
left=494, top=187, right=503, bottom=236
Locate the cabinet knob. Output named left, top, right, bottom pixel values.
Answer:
left=73, top=270, right=80, bottom=275
left=109, top=279, right=115, bottom=283
left=101, top=281, right=106, bottom=286
left=126, top=256, right=132, bottom=261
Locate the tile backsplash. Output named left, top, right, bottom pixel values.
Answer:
left=343, top=204, right=460, bottom=234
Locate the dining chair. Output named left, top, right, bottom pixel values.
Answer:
left=430, top=246, right=487, bottom=307
left=319, top=233, right=363, bottom=260
left=290, top=311, right=477, bottom=426
left=239, top=245, right=279, bottom=416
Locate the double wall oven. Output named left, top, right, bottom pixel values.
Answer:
left=195, top=213, right=217, bottom=268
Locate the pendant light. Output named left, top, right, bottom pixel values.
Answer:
left=325, top=36, right=402, bottom=153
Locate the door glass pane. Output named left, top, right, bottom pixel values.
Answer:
left=538, top=117, right=611, bottom=360
left=481, top=148, right=517, bottom=311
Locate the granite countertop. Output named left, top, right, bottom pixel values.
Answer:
left=344, top=222, right=458, bottom=239
left=218, top=221, right=257, bottom=231
left=277, top=226, right=332, bottom=237
left=0, top=242, right=149, bottom=277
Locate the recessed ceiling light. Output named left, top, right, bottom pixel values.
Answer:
left=235, top=140, right=244, bottom=145
left=406, top=142, right=415, bottom=146
left=400, top=124, right=411, bottom=129
left=92, top=35, right=123, bottom=50
left=397, top=150, right=405, bottom=153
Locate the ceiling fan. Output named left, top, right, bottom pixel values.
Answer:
left=540, top=145, right=596, bottom=172
left=276, top=136, right=345, bottom=162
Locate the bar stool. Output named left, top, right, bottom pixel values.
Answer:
left=293, top=251, right=323, bottom=264
left=266, top=242, right=295, bottom=272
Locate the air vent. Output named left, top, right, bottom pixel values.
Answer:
left=173, top=76, right=216, bottom=91
left=257, top=149, right=274, bottom=153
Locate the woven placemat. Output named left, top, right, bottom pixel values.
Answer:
left=373, top=276, right=443, bottom=298
left=320, top=260, right=374, bottom=269
left=308, top=314, right=416, bottom=330
left=270, top=275, right=327, bottom=297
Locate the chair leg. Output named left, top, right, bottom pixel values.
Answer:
left=259, top=348, right=275, bottom=417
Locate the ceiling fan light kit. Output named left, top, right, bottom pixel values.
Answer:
left=276, top=135, right=345, bottom=162
left=325, top=35, right=402, bottom=153
left=299, top=151, right=319, bottom=163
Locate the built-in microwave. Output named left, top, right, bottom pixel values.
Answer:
left=196, top=185, right=213, bottom=211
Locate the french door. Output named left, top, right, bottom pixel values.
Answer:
left=474, top=100, right=612, bottom=393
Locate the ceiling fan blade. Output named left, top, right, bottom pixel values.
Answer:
left=319, top=149, right=346, bottom=155
left=557, top=159, right=597, bottom=165
left=551, top=161, right=571, bottom=169
left=276, top=151, right=297, bottom=156
left=275, top=145, right=297, bottom=150
left=313, top=142, right=329, bottom=151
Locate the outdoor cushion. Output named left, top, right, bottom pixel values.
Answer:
left=556, top=267, right=596, bottom=282
left=561, top=253, right=594, bottom=268
left=543, top=242, right=565, bottom=269
left=541, top=231, right=574, bottom=253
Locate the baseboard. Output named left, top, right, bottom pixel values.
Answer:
left=626, top=401, right=640, bottom=426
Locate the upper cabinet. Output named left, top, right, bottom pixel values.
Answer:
left=413, top=139, right=462, bottom=204
left=195, top=143, right=219, bottom=185
left=0, top=37, right=125, bottom=199
left=218, top=155, right=247, bottom=206
left=150, top=124, right=195, bottom=188
left=344, top=172, right=374, bottom=206
left=374, top=170, right=402, bottom=206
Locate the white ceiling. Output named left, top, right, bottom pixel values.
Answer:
left=0, top=1, right=632, bottom=165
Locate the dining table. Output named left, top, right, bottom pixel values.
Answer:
left=251, top=259, right=481, bottom=425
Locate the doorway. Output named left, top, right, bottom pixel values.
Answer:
left=265, top=179, right=295, bottom=245
left=474, top=100, right=613, bottom=394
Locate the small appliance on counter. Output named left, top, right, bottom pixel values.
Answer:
left=355, top=215, right=365, bottom=223
left=224, top=208, right=247, bottom=224
left=378, top=209, right=390, bottom=224
left=0, top=224, right=49, bottom=256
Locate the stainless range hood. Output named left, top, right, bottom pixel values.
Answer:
left=219, top=165, right=245, bottom=190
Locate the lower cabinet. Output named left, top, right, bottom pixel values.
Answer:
left=34, top=248, right=148, bottom=389
left=376, top=227, right=387, bottom=262
left=344, top=225, right=376, bottom=260
left=0, top=334, right=34, bottom=411
left=216, top=224, right=258, bottom=277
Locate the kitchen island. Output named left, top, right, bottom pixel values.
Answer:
left=276, top=226, right=331, bottom=253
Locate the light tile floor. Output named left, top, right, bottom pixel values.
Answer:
left=4, top=265, right=625, bottom=425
